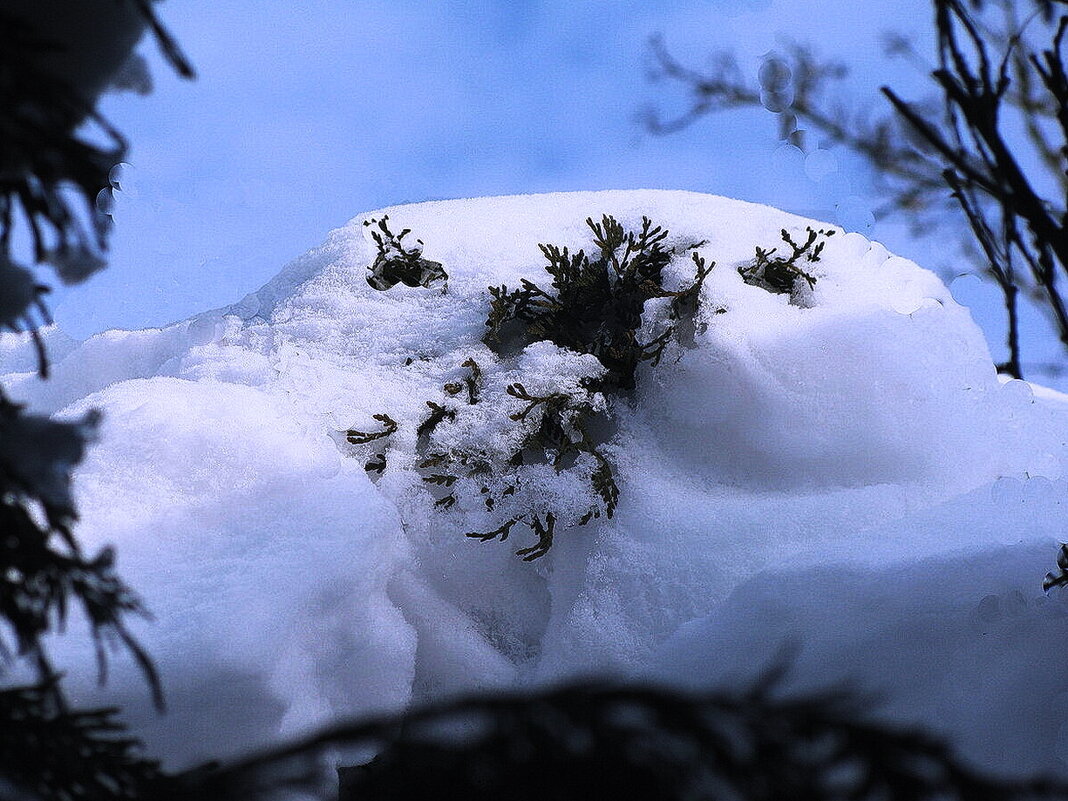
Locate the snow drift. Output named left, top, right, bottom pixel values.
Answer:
left=3, top=190, right=1068, bottom=775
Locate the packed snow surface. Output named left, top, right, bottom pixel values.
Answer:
left=5, top=190, right=1068, bottom=774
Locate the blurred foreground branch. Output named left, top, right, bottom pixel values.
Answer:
left=647, top=0, right=1068, bottom=380
left=170, top=679, right=1068, bottom=801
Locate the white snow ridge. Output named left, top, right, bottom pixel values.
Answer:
left=5, top=190, right=1068, bottom=776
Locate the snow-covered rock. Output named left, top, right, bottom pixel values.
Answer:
left=4, top=190, right=1068, bottom=774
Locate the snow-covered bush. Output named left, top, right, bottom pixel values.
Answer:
left=348, top=214, right=715, bottom=559
left=11, top=188, right=1068, bottom=788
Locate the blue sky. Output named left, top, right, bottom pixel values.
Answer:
left=44, top=0, right=1062, bottom=374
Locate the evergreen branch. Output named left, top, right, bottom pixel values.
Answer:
left=515, top=513, right=555, bottom=561
left=346, top=413, right=398, bottom=445
left=466, top=517, right=523, bottom=544
left=173, top=678, right=1068, bottom=801
left=363, top=216, right=447, bottom=292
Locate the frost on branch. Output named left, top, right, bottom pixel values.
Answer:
left=738, top=226, right=835, bottom=306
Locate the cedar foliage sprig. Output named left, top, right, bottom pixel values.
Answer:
left=363, top=216, right=447, bottom=292
left=443, top=357, right=483, bottom=405
left=485, top=215, right=714, bottom=391
left=0, top=3, right=192, bottom=295
left=739, top=226, right=835, bottom=302
left=453, top=379, right=616, bottom=561
left=345, top=413, right=398, bottom=445
left=346, top=413, right=398, bottom=474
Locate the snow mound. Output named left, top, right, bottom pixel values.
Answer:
left=4, top=190, right=1068, bottom=774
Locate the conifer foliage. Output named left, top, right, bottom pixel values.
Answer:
left=363, top=216, right=447, bottom=291
left=485, top=215, right=713, bottom=391
left=739, top=226, right=835, bottom=304
left=352, top=214, right=714, bottom=559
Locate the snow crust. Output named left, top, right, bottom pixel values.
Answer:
left=4, top=189, right=1068, bottom=774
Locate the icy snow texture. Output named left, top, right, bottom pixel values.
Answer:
left=4, top=190, right=1068, bottom=774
